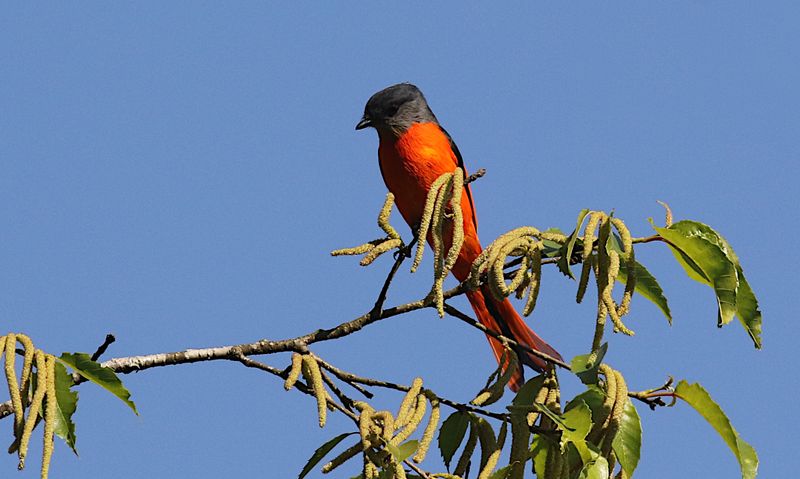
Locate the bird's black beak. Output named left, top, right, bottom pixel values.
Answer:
left=355, top=116, right=371, bottom=130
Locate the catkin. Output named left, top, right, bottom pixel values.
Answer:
left=301, top=355, right=327, bottom=427
left=413, top=397, right=439, bottom=463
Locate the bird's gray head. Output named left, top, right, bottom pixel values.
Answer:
left=356, top=83, right=438, bottom=135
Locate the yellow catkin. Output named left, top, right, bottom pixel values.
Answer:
left=390, top=457, right=408, bottom=479
left=657, top=200, right=673, bottom=227
left=582, top=212, right=603, bottom=260
left=432, top=474, right=464, bottom=479
left=5, top=334, right=24, bottom=434
left=392, top=394, right=427, bottom=445
left=618, top=249, right=636, bottom=317
left=603, top=370, right=629, bottom=457
left=360, top=238, right=403, bottom=266
left=576, top=254, right=594, bottom=304
left=472, top=349, right=517, bottom=406
left=490, top=236, right=529, bottom=299
left=357, top=403, right=376, bottom=449
left=41, top=354, right=56, bottom=479
left=18, top=350, right=48, bottom=470
left=508, top=412, right=530, bottom=479
left=453, top=423, right=478, bottom=478
left=411, top=172, right=452, bottom=272
left=284, top=353, right=303, bottom=390
left=413, top=397, right=439, bottom=463
left=322, top=441, right=363, bottom=473
left=378, top=193, right=401, bottom=240
left=395, top=378, right=423, bottom=428
left=16, top=334, right=35, bottom=399
left=475, top=418, right=498, bottom=477
left=443, top=169, right=465, bottom=274
left=371, top=411, right=395, bottom=442
left=468, top=250, right=490, bottom=290
left=331, top=242, right=375, bottom=256
left=301, top=355, right=327, bottom=427
left=522, top=247, right=543, bottom=317
left=364, top=460, right=379, bottom=479
left=610, top=218, right=632, bottom=255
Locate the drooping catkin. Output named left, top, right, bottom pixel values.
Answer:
left=413, top=396, right=439, bottom=463
left=284, top=353, right=303, bottom=390
left=17, top=350, right=47, bottom=470
left=522, top=247, right=543, bottom=317
left=41, top=354, right=56, bottom=479
left=392, top=393, right=427, bottom=445
left=301, top=355, right=327, bottom=427
left=395, top=378, right=423, bottom=428
left=5, top=334, right=24, bottom=433
left=322, top=441, right=363, bottom=474
left=378, top=193, right=401, bottom=240
left=582, top=212, right=603, bottom=260
left=411, top=173, right=452, bottom=272
left=360, top=238, right=403, bottom=266
left=16, top=334, right=35, bottom=401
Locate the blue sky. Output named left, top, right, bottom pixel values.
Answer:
left=1, top=3, right=797, bottom=478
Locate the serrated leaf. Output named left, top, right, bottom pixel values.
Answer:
left=530, top=435, right=551, bottom=478
left=52, top=361, right=79, bottom=455
left=438, top=410, right=470, bottom=470
left=565, top=386, right=605, bottom=418
left=386, top=440, right=418, bottom=462
left=577, top=455, right=610, bottom=479
left=612, top=399, right=641, bottom=477
left=57, top=353, right=138, bottom=414
left=557, top=209, right=590, bottom=278
left=298, top=432, right=357, bottom=479
left=570, top=343, right=608, bottom=385
left=609, top=234, right=672, bottom=323
left=653, top=220, right=761, bottom=348
left=674, top=381, right=758, bottom=479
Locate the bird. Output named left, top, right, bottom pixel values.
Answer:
left=356, top=83, right=561, bottom=389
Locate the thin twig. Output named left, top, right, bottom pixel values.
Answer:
left=91, top=334, right=116, bottom=361
left=443, top=303, right=571, bottom=370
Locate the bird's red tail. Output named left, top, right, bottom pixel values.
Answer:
left=465, top=287, right=562, bottom=391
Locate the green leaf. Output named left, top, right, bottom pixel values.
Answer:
left=612, top=399, right=641, bottom=477
left=570, top=343, right=608, bottom=385
left=557, top=209, right=590, bottom=278
left=386, top=440, right=418, bottom=462
left=674, top=381, right=758, bottom=479
left=530, top=403, right=574, bottom=433
left=488, top=464, right=511, bottom=479
left=577, top=455, right=610, bottom=479
left=530, top=435, right=551, bottom=478
left=512, top=374, right=544, bottom=406
left=298, top=432, right=357, bottom=479
left=653, top=220, right=761, bottom=348
left=734, top=270, right=763, bottom=349
left=438, top=410, right=470, bottom=470
left=57, top=352, right=138, bottom=414
left=559, top=401, right=594, bottom=463
left=52, top=362, right=79, bottom=455
left=565, top=386, right=605, bottom=418
left=609, top=234, right=672, bottom=323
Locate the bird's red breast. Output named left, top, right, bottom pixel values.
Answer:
left=378, top=122, right=482, bottom=281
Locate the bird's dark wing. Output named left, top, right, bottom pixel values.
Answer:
left=439, top=125, right=478, bottom=229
